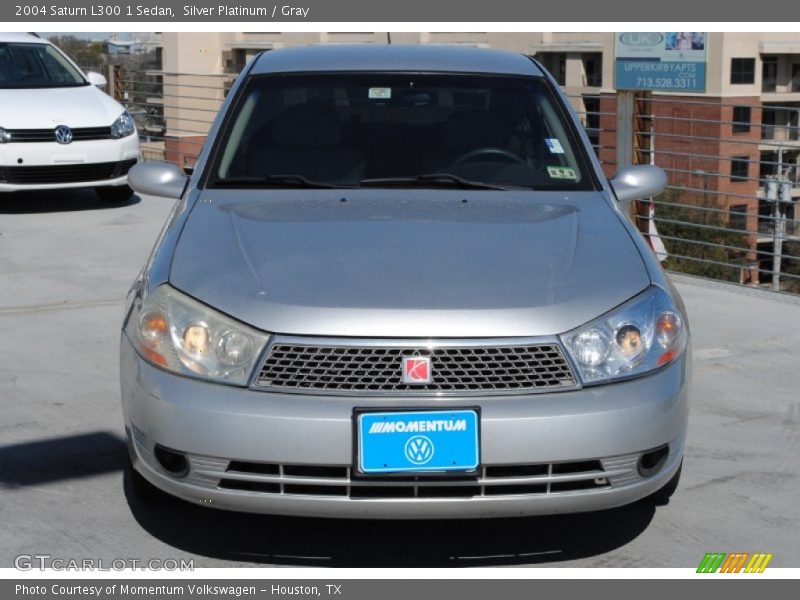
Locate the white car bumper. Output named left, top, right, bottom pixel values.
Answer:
left=0, top=135, right=139, bottom=192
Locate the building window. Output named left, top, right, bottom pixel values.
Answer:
left=729, top=204, right=748, bottom=232
left=793, top=63, right=800, bottom=93
left=759, top=151, right=777, bottom=181
left=762, top=56, right=778, bottom=92
left=582, top=53, right=602, bottom=87
left=733, top=106, right=751, bottom=133
left=730, top=58, right=755, bottom=85
left=537, top=52, right=566, bottom=86
left=761, top=108, right=776, bottom=140
left=730, top=156, right=750, bottom=181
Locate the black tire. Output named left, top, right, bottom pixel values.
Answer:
left=126, top=460, right=167, bottom=503
left=648, top=461, right=682, bottom=506
left=95, top=185, right=133, bottom=203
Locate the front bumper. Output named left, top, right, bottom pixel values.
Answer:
left=0, top=136, right=139, bottom=192
left=120, top=334, right=690, bottom=519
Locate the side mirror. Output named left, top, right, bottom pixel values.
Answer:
left=85, top=71, right=107, bottom=89
left=128, top=162, right=188, bottom=199
left=609, top=165, right=667, bottom=204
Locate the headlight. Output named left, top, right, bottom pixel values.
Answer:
left=110, top=111, right=135, bottom=139
left=127, top=284, right=270, bottom=385
left=0, top=127, right=9, bottom=143
left=561, top=286, right=687, bottom=384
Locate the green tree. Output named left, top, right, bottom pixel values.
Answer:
left=649, top=190, right=750, bottom=283
left=48, top=35, right=105, bottom=70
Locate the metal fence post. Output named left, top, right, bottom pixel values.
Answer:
left=615, top=90, right=635, bottom=216
left=102, top=63, right=113, bottom=96
left=616, top=90, right=635, bottom=170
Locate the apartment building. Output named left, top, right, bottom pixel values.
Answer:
left=530, top=33, right=800, bottom=283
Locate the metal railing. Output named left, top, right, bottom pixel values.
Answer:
left=108, top=65, right=233, bottom=166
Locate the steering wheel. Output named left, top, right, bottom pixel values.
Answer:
left=452, top=147, right=525, bottom=166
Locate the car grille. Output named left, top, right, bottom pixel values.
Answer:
left=129, top=428, right=648, bottom=501
left=0, top=159, right=136, bottom=185
left=254, top=339, right=577, bottom=395
left=188, top=457, right=638, bottom=499
left=3, top=127, right=112, bottom=143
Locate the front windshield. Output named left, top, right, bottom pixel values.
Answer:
left=0, top=43, right=87, bottom=89
left=211, top=73, right=595, bottom=190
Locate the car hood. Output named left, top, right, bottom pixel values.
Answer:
left=0, top=85, right=124, bottom=129
left=169, top=189, right=650, bottom=338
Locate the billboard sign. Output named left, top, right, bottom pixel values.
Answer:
left=615, top=32, right=707, bottom=92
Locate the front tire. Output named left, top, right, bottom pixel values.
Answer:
left=126, top=460, right=167, bottom=503
left=95, top=185, right=133, bottom=203
left=648, top=461, right=682, bottom=505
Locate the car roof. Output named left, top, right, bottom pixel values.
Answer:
left=0, top=32, right=50, bottom=44
left=249, top=44, right=544, bottom=77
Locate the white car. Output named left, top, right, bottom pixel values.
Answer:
left=0, top=33, right=139, bottom=202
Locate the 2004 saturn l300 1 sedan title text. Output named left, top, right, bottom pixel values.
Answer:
left=120, top=44, right=689, bottom=519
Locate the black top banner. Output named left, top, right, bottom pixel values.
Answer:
left=2, top=0, right=796, bottom=22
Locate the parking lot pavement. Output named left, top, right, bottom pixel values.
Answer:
left=1, top=190, right=799, bottom=568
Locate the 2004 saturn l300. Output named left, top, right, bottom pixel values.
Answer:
left=120, top=44, right=690, bottom=518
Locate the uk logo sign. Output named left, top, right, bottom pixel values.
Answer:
left=401, top=356, right=432, bottom=384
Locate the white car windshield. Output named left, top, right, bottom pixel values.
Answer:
left=0, top=42, right=87, bottom=88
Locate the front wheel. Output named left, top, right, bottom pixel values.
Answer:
left=647, top=461, right=682, bottom=506
left=125, top=460, right=167, bottom=503
left=95, top=185, right=133, bottom=203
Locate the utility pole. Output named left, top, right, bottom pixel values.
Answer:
left=615, top=90, right=650, bottom=223
left=766, top=173, right=792, bottom=291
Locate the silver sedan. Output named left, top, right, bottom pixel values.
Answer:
left=120, top=44, right=689, bottom=518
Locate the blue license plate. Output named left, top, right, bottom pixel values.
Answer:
left=357, top=409, right=480, bottom=474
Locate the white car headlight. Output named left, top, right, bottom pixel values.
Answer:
left=110, top=111, right=135, bottom=139
left=561, top=285, right=687, bottom=385
left=128, top=284, right=270, bottom=386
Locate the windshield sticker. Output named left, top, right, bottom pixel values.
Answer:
left=545, top=138, right=565, bottom=154
left=369, top=87, right=392, bottom=99
left=547, top=166, right=577, bottom=180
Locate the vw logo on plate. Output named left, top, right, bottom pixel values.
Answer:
left=404, top=435, right=434, bottom=465
left=54, top=125, right=73, bottom=145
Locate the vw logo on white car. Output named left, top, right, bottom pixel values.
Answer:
left=54, top=125, right=73, bottom=145
left=404, top=435, right=434, bottom=465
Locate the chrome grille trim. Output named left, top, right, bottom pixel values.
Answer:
left=199, top=469, right=625, bottom=487
left=252, top=335, right=579, bottom=396
left=187, top=455, right=642, bottom=498
left=3, top=127, right=113, bottom=142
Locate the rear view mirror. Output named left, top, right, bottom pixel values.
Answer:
left=85, top=71, right=107, bottom=89
left=610, top=165, right=667, bottom=204
left=127, top=162, right=188, bottom=200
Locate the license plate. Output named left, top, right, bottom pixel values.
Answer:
left=356, top=409, right=480, bottom=474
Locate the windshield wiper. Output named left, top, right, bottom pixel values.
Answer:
left=214, top=175, right=349, bottom=189
left=359, top=173, right=509, bottom=191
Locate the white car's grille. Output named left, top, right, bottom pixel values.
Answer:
left=254, top=339, right=577, bottom=395
left=3, top=127, right=112, bottom=142
left=0, top=159, right=136, bottom=185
